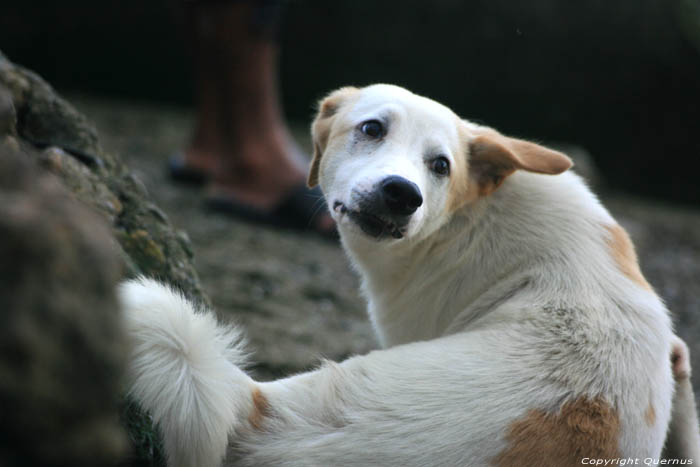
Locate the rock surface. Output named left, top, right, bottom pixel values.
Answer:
left=0, top=50, right=207, bottom=304
left=0, top=51, right=210, bottom=466
left=0, top=146, right=126, bottom=466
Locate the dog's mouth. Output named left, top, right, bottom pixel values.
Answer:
left=333, top=201, right=404, bottom=239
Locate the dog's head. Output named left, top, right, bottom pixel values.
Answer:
left=310, top=84, right=572, bottom=243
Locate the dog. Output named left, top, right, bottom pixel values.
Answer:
left=121, top=84, right=700, bottom=466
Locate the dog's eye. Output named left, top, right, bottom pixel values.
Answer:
left=360, top=120, right=385, bottom=138
left=430, top=156, right=450, bottom=176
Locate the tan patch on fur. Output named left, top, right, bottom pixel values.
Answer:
left=494, top=398, right=620, bottom=467
left=447, top=125, right=479, bottom=213
left=319, top=97, right=341, bottom=118
left=248, top=388, right=271, bottom=430
left=470, top=127, right=572, bottom=176
left=645, top=402, right=656, bottom=427
left=604, top=224, right=653, bottom=291
left=308, top=87, right=359, bottom=187
left=449, top=126, right=572, bottom=210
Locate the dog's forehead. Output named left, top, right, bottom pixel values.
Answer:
left=351, top=85, right=458, bottom=135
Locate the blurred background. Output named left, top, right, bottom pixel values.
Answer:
left=1, top=0, right=699, bottom=204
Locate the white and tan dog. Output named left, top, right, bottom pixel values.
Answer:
left=121, top=84, right=699, bottom=467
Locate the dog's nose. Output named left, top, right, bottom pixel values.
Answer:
left=380, top=176, right=423, bottom=216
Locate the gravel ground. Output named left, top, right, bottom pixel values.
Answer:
left=71, top=95, right=700, bottom=395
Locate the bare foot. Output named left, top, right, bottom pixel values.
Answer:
left=204, top=128, right=305, bottom=209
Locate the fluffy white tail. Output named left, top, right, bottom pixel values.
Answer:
left=119, top=278, right=253, bottom=467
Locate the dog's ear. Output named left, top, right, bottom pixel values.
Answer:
left=308, top=87, right=359, bottom=187
left=468, top=128, right=573, bottom=196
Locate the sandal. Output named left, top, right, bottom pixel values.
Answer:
left=204, top=184, right=337, bottom=239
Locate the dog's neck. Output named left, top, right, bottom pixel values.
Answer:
left=342, top=171, right=615, bottom=347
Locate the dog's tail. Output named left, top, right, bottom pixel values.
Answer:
left=663, top=337, right=700, bottom=462
left=119, top=277, right=253, bottom=467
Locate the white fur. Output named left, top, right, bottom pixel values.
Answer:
left=120, top=85, right=698, bottom=466
left=119, top=278, right=254, bottom=467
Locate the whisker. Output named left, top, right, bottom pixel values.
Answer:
left=307, top=197, right=329, bottom=229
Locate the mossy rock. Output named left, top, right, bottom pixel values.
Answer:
left=0, top=50, right=204, bottom=466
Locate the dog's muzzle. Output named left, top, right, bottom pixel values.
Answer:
left=342, top=176, right=423, bottom=239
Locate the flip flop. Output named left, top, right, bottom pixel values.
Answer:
left=167, top=154, right=210, bottom=186
left=205, top=184, right=337, bottom=239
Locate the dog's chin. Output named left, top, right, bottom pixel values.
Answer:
left=334, top=201, right=406, bottom=240
left=349, top=210, right=405, bottom=240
